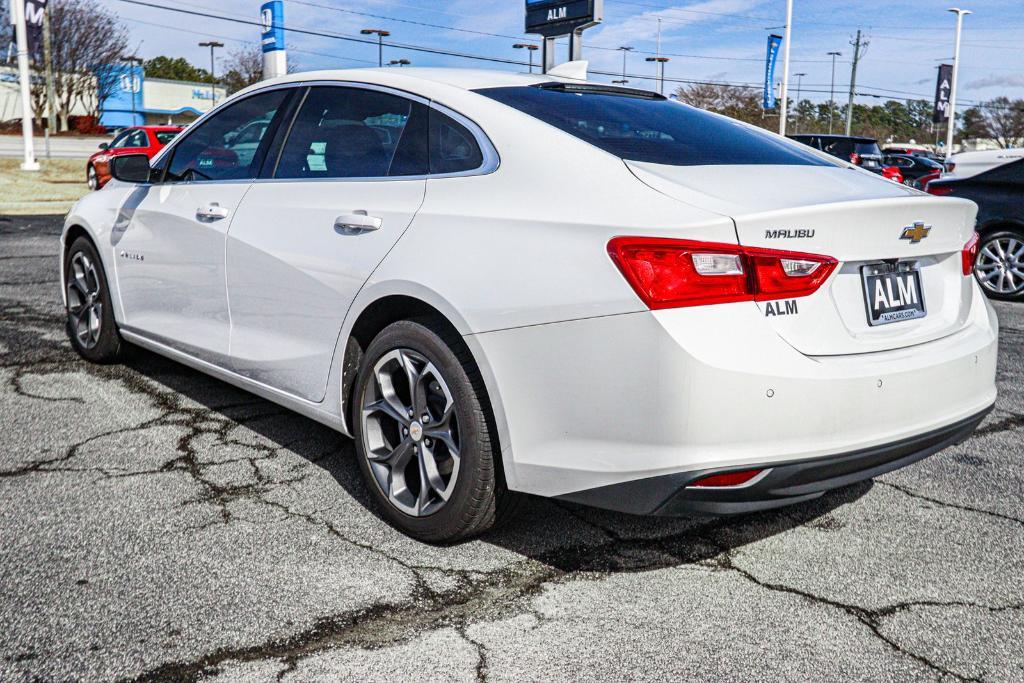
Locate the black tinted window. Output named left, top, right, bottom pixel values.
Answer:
left=979, top=159, right=1024, bottom=184
left=276, top=87, right=422, bottom=179
left=430, top=108, right=484, bottom=174
left=113, top=129, right=147, bottom=148
left=154, top=131, right=179, bottom=145
left=476, top=85, right=830, bottom=167
left=854, top=141, right=882, bottom=156
left=166, top=90, right=287, bottom=182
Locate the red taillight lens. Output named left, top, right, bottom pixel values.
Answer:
left=849, top=152, right=861, bottom=165
left=608, top=238, right=837, bottom=309
left=962, top=232, right=980, bottom=276
left=927, top=183, right=954, bottom=196
left=881, top=166, right=903, bottom=183
left=690, top=469, right=765, bottom=488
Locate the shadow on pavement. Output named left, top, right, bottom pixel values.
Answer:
left=124, top=343, right=868, bottom=573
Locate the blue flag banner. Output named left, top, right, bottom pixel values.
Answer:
left=763, top=34, right=782, bottom=110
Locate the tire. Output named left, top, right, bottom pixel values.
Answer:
left=86, top=164, right=99, bottom=190
left=352, top=318, right=521, bottom=543
left=64, top=236, right=123, bottom=363
left=974, top=229, right=1024, bottom=302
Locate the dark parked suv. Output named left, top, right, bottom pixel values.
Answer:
left=788, top=134, right=884, bottom=173
left=928, top=159, right=1024, bottom=302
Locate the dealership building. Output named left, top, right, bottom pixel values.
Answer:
left=0, top=63, right=227, bottom=130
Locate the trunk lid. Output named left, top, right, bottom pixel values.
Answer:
left=628, top=163, right=979, bottom=356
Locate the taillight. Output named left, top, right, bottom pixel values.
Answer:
left=927, top=184, right=954, bottom=196
left=849, top=152, right=861, bottom=165
left=689, top=469, right=765, bottom=488
left=607, top=238, right=838, bottom=310
left=962, top=232, right=980, bottom=276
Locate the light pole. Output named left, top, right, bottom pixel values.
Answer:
left=793, top=72, right=806, bottom=131
left=513, top=43, right=539, bottom=74
left=618, top=46, right=634, bottom=84
left=646, top=56, right=669, bottom=95
left=778, top=0, right=794, bottom=135
left=388, top=59, right=411, bottom=67
left=361, top=28, right=391, bottom=68
left=945, top=8, right=971, bottom=160
left=12, top=0, right=37, bottom=171
left=124, top=55, right=143, bottom=126
left=827, top=51, right=841, bottom=133
left=198, top=41, right=223, bottom=107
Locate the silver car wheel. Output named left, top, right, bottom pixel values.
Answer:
left=87, top=165, right=98, bottom=190
left=66, top=252, right=103, bottom=349
left=975, top=236, right=1024, bottom=296
left=360, top=348, right=461, bottom=517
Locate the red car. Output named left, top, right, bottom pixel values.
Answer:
left=87, top=125, right=183, bottom=190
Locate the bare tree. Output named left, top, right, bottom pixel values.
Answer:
left=29, top=0, right=129, bottom=131
left=674, top=83, right=771, bottom=130
left=220, top=43, right=298, bottom=95
left=977, top=97, right=1024, bottom=148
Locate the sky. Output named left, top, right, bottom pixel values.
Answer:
left=99, top=0, right=1024, bottom=108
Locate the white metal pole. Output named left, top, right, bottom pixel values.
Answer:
left=13, top=0, right=38, bottom=171
left=945, top=8, right=970, bottom=160
left=778, top=0, right=794, bottom=135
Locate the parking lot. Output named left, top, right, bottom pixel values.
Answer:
left=1, top=214, right=1022, bottom=681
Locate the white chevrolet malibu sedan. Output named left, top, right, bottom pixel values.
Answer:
left=61, top=68, right=998, bottom=542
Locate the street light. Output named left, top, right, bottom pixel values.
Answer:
left=645, top=56, right=669, bottom=95
left=388, top=59, right=411, bottom=67
left=124, top=55, right=143, bottom=125
left=618, top=46, right=634, bottom=84
left=778, top=0, right=794, bottom=135
left=198, top=41, right=223, bottom=107
left=945, top=8, right=971, bottom=159
left=513, top=43, right=539, bottom=74
left=361, top=28, right=391, bottom=68
left=793, top=72, right=806, bottom=131
left=827, top=51, right=841, bottom=133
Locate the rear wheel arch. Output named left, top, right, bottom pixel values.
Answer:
left=341, top=294, right=514, bottom=490
left=977, top=218, right=1024, bottom=238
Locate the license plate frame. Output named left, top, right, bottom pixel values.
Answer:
left=861, top=261, right=927, bottom=327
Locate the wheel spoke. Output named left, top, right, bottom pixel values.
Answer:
left=373, top=362, right=412, bottom=424
left=982, top=246, right=1000, bottom=262
left=419, top=442, right=449, bottom=501
left=364, top=398, right=408, bottom=426
left=994, top=241, right=1008, bottom=259
left=399, top=350, right=428, bottom=417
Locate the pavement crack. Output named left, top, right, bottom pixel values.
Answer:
left=878, top=480, right=1024, bottom=528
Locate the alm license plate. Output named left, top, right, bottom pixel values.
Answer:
left=861, top=263, right=927, bottom=326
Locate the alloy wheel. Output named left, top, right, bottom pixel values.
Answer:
left=360, top=348, right=461, bottom=517
left=66, top=252, right=103, bottom=349
left=974, top=236, right=1024, bottom=296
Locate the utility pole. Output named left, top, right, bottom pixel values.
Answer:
left=778, top=0, right=794, bottom=135
left=845, top=30, right=864, bottom=136
left=946, top=8, right=971, bottom=159
left=13, top=0, right=38, bottom=171
left=199, top=41, right=223, bottom=107
left=616, top=46, right=633, bottom=84
left=827, top=51, right=841, bottom=133
left=42, top=8, right=55, bottom=156
left=361, top=29, right=390, bottom=68
left=793, top=72, right=806, bottom=131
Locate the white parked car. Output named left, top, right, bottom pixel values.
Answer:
left=62, top=68, right=998, bottom=542
left=948, top=148, right=1024, bottom=178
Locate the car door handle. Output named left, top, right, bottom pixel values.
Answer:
left=334, top=211, right=383, bottom=234
left=196, top=204, right=230, bottom=221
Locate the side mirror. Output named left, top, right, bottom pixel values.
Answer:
left=110, top=154, right=153, bottom=184
left=98, top=142, right=109, bottom=151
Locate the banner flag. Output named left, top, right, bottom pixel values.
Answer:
left=933, top=63, right=953, bottom=124
left=763, top=34, right=782, bottom=110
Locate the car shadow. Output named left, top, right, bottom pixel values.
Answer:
left=124, top=345, right=869, bottom=573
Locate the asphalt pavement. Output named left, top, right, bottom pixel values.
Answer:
left=1, top=214, right=1022, bottom=682
left=0, top=135, right=110, bottom=160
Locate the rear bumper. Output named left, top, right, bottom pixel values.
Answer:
left=557, top=405, right=992, bottom=516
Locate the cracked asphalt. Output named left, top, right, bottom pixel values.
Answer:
left=1, top=214, right=1022, bottom=682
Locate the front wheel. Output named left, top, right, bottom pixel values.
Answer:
left=64, top=237, right=123, bottom=363
left=974, top=230, right=1024, bottom=302
left=352, top=319, right=520, bottom=543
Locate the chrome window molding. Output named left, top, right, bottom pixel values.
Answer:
left=149, top=79, right=500, bottom=187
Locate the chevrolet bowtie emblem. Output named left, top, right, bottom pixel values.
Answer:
left=901, top=222, right=931, bottom=244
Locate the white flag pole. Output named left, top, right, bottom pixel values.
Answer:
left=13, top=0, right=39, bottom=171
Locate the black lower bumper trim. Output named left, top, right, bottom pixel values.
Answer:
left=557, top=405, right=993, bottom=517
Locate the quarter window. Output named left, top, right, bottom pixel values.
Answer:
left=165, top=89, right=288, bottom=182
left=112, top=129, right=148, bottom=149
left=429, top=108, right=484, bottom=175
left=275, top=87, right=424, bottom=179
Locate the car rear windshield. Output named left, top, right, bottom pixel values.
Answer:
left=475, top=84, right=833, bottom=167
left=155, top=131, right=180, bottom=144
left=855, top=141, right=882, bottom=156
